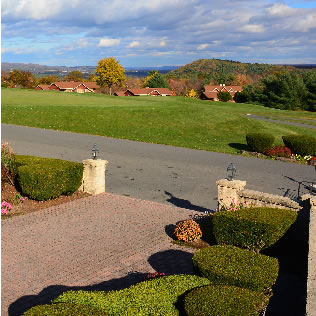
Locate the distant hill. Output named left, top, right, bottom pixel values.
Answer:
left=166, top=59, right=313, bottom=83
left=1, top=63, right=179, bottom=78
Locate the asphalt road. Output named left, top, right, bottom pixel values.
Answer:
left=2, top=124, right=315, bottom=211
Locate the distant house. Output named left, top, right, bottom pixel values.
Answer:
left=201, top=84, right=242, bottom=101
left=47, top=82, right=99, bottom=93
left=35, top=84, right=50, bottom=90
left=114, top=87, right=173, bottom=97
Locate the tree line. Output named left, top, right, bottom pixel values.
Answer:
left=234, top=71, right=316, bottom=111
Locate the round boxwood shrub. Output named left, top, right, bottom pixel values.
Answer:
left=184, top=284, right=268, bottom=316
left=192, top=245, right=279, bottom=294
left=282, top=135, right=316, bottom=156
left=23, top=303, right=106, bottom=315
left=246, top=133, right=275, bottom=153
left=212, top=207, right=297, bottom=252
left=53, top=275, right=211, bottom=315
left=15, top=155, right=83, bottom=201
left=173, top=219, right=202, bottom=242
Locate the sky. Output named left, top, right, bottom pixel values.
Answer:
left=1, top=0, right=316, bottom=67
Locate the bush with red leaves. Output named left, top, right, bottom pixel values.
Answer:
left=264, top=145, right=292, bottom=158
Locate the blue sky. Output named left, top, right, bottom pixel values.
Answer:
left=1, top=0, right=316, bottom=67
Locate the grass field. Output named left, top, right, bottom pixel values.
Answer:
left=2, top=88, right=316, bottom=154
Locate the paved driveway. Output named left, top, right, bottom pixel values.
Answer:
left=1, top=193, right=200, bottom=316
left=2, top=124, right=315, bottom=211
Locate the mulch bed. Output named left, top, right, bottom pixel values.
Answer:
left=1, top=182, right=90, bottom=218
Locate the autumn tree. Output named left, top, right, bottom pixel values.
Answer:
left=87, top=73, right=96, bottom=82
left=38, top=76, right=59, bottom=85
left=8, top=69, right=36, bottom=88
left=95, top=57, right=126, bottom=95
left=65, top=71, right=84, bottom=82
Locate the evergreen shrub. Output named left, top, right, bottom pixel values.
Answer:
left=192, top=245, right=279, bottom=294
left=184, top=284, right=268, bottom=316
left=212, top=207, right=297, bottom=252
left=282, top=135, right=316, bottom=156
left=53, top=275, right=210, bottom=315
left=23, top=303, right=106, bottom=316
left=246, top=133, right=275, bottom=153
left=15, top=155, right=83, bottom=201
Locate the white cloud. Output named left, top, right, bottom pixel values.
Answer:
left=128, top=41, right=140, bottom=48
left=240, top=24, right=264, bottom=33
left=160, top=41, right=166, bottom=47
left=266, top=3, right=297, bottom=17
left=98, top=38, right=120, bottom=47
left=294, top=13, right=316, bottom=32
left=197, top=43, right=210, bottom=50
left=2, top=0, right=64, bottom=19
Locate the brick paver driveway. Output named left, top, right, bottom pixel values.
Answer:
left=1, top=193, right=201, bottom=316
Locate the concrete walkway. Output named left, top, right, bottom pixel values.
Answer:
left=1, top=193, right=201, bottom=316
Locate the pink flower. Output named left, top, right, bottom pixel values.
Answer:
left=1, top=201, right=13, bottom=215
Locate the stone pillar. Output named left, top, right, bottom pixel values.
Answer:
left=80, top=159, right=108, bottom=195
left=216, top=179, right=247, bottom=211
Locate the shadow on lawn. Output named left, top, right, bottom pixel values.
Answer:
left=8, top=249, right=194, bottom=316
left=228, top=142, right=249, bottom=151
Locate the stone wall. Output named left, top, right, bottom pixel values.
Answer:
left=216, top=179, right=301, bottom=211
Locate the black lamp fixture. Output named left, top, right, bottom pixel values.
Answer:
left=227, top=163, right=236, bottom=181
left=92, top=143, right=99, bottom=160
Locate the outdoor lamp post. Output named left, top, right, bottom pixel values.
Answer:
left=92, top=143, right=99, bottom=160
left=227, top=163, right=236, bottom=181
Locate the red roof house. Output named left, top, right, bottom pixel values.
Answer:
left=48, top=82, right=99, bottom=93
left=114, top=87, right=173, bottom=96
left=35, top=84, right=50, bottom=90
left=202, top=84, right=243, bottom=101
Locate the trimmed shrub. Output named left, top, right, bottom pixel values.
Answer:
left=173, top=219, right=202, bottom=242
left=53, top=275, right=211, bottom=315
left=184, top=284, right=268, bottom=316
left=234, top=91, right=249, bottom=103
left=246, top=133, right=275, bottom=153
left=264, top=145, right=292, bottom=158
left=15, top=155, right=83, bottom=201
left=217, top=91, right=232, bottom=102
left=192, top=245, right=279, bottom=294
left=23, top=303, right=106, bottom=315
left=212, top=207, right=297, bottom=252
left=282, top=135, right=316, bottom=156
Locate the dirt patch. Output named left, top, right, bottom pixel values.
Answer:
left=1, top=183, right=90, bottom=218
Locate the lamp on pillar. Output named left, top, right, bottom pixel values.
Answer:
left=227, top=163, right=236, bottom=181
left=92, top=143, right=99, bottom=160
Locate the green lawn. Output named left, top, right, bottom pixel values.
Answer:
left=2, top=88, right=316, bottom=154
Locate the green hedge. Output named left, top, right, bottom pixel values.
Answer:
left=246, top=133, right=275, bottom=153
left=15, top=155, right=83, bottom=201
left=184, top=285, right=268, bottom=316
left=192, top=245, right=279, bottom=294
left=282, top=135, right=316, bottom=156
left=23, top=303, right=106, bottom=315
left=52, top=275, right=211, bottom=315
left=212, top=207, right=297, bottom=252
